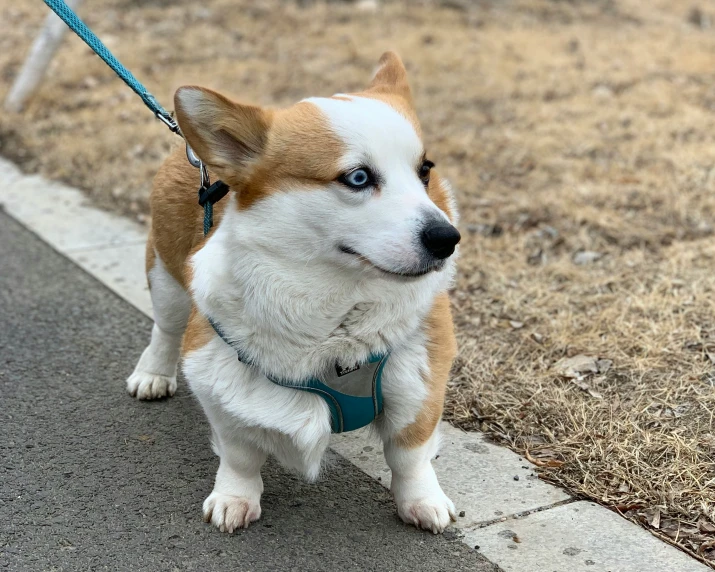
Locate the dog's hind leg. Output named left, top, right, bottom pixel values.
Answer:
left=127, top=237, right=191, bottom=400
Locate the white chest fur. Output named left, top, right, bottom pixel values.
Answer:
left=189, top=194, right=455, bottom=383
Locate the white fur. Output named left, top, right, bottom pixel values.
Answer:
left=133, top=94, right=460, bottom=534
left=384, top=428, right=456, bottom=534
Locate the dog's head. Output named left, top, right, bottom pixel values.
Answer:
left=174, top=52, right=459, bottom=280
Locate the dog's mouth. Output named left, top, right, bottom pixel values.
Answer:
left=339, top=245, right=441, bottom=278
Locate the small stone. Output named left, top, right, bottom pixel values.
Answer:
left=592, top=85, right=614, bottom=99
left=459, top=510, right=466, bottom=517
left=498, top=529, right=516, bottom=538
left=596, top=358, right=613, bottom=374
left=573, top=250, right=603, bottom=265
left=474, top=545, right=480, bottom=550
left=82, top=76, right=99, bottom=89
left=555, top=354, right=599, bottom=378
left=513, top=475, right=520, bottom=481
left=356, top=0, right=379, bottom=13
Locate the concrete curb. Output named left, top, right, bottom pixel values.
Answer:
left=0, top=156, right=708, bottom=572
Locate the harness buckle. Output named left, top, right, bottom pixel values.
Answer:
left=198, top=180, right=230, bottom=207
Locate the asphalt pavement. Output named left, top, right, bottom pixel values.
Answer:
left=0, top=210, right=500, bottom=572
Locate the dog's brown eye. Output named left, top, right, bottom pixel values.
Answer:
left=419, top=160, right=434, bottom=185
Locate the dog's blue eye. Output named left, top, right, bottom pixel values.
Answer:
left=339, top=168, right=373, bottom=190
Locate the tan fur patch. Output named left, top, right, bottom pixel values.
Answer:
left=149, top=147, right=229, bottom=288
left=366, top=51, right=414, bottom=106
left=428, top=175, right=456, bottom=222
left=182, top=306, right=214, bottom=356
left=236, top=102, right=344, bottom=209
left=394, top=292, right=457, bottom=449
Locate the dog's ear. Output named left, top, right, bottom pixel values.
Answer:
left=366, top=51, right=413, bottom=104
left=174, top=86, right=271, bottom=178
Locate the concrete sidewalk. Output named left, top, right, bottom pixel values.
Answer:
left=0, top=157, right=710, bottom=572
left=0, top=210, right=499, bottom=571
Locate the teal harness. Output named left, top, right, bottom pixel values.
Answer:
left=208, top=319, right=388, bottom=433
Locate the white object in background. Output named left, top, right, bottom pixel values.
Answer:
left=4, top=0, right=84, bottom=112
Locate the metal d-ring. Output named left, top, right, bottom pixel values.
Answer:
left=185, top=143, right=201, bottom=168
left=186, top=143, right=210, bottom=188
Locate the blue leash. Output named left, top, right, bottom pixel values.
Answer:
left=43, top=0, right=178, bottom=132
left=42, top=0, right=227, bottom=231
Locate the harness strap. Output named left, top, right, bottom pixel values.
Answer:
left=207, top=317, right=386, bottom=433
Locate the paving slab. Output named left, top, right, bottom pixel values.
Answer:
left=0, top=210, right=499, bottom=572
left=0, top=160, right=145, bottom=252
left=332, top=423, right=570, bottom=528
left=72, top=242, right=152, bottom=316
left=0, top=157, right=23, bottom=185
left=464, top=501, right=709, bottom=572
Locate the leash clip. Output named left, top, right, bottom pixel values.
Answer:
left=155, top=111, right=180, bottom=134
left=185, top=143, right=210, bottom=190
left=199, top=162, right=210, bottom=190
left=184, top=142, right=210, bottom=192
left=181, top=135, right=229, bottom=235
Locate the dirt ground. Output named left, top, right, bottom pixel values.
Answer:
left=2, top=0, right=715, bottom=565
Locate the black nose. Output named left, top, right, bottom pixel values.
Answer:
left=421, top=222, right=461, bottom=259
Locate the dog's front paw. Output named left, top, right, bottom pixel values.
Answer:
left=395, top=491, right=457, bottom=534
left=126, top=371, right=176, bottom=400
left=203, top=492, right=262, bottom=533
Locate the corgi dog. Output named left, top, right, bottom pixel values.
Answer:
left=127, top=52, right=461, bottom=534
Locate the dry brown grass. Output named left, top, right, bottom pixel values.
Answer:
left=2, top=0, right=715, bottom=564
